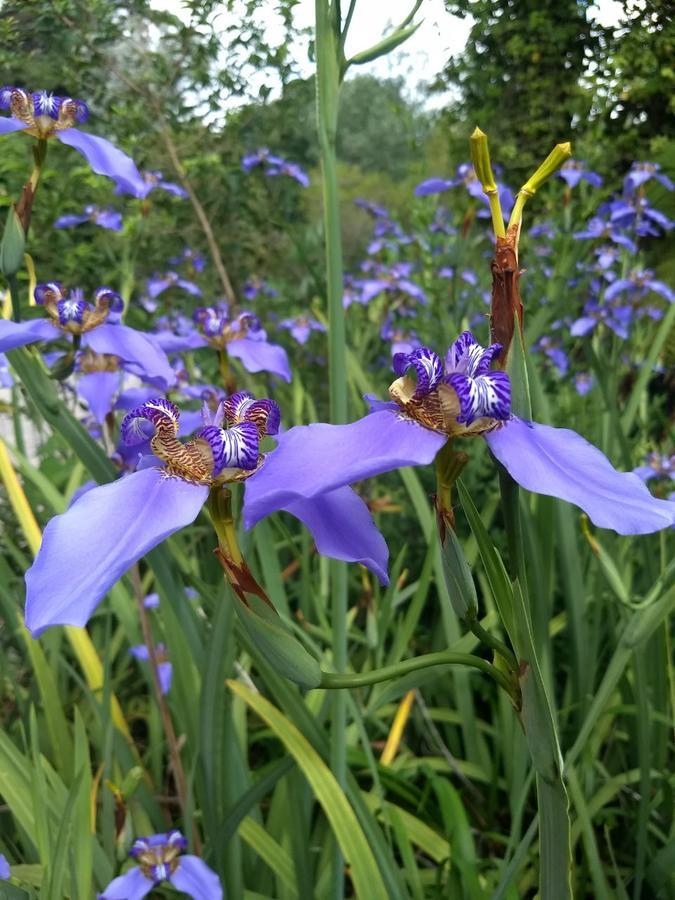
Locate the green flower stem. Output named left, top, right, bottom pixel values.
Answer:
left=315, top=5, right=349, bottom=896
left=465, top=610, right=518, bottom=673
left=319, top=651, right=513, bottom=694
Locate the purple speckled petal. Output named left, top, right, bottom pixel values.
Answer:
left=392, top=346, right=443, bottom=397
left=77, top=371, right=120, bottom=423
left=227, top=337, right=291, bottom=382
left=243, top=410, right=447, bottom=527
left=56, top=128, right=145, bottom=196
left=170, top=855, right=223, bottom=900
left=0, top=318, right=60, bottom=352
left=485, top=417, right=675, bottom=534
left=83, top=323, right=175, bottom=387
left=99, top=866, right=154, bottom=900
left=284, top=487, right=389, bottom=584
left=24, top=468, right=209, bottom=636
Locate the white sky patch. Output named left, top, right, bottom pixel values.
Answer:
left=150, top=0, right=624, bottom=112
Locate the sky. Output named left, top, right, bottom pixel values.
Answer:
left=151, top=0, right=625, bottom=109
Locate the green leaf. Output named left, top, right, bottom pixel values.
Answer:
left=233, top=593, right=321, bottom=688
left=227, top=680, right=390, bottom=900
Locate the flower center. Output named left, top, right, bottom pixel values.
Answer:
left=35, top=283, right=123, bottom=335
left=194, top=307, right=260, bottom=350
left=2, top=88, right=88, bottom=138
left=130, top=830, right=187, bottom=884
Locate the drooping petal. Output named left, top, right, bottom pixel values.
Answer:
left=170, top=855, right=223, bottom=900
left=56, top=128, right=145, bottom=196
left=414, top=177, right=454, bottom=196
left=284, top=487, right=389, bottom=584
left=244, top=410, right=447, bottom=527
left=53, top=213, right=89, bottom=229
left=77, top=371, right=120, bottom=423
left=83, top=323, right=175, bottom=387
left=392, top=346, right=443, bottom=398
left=0, top=318, right=60, bottom=352
left=227, top=337, right=291, bottom=382
left=0, top=116, right=29, bottom=135
left=153, top=330, right=208, bottom=353
left=484, top=417, right=675, bottom=535
left=99, top=865, right=154, bottom=900
left=25, top=468, right=209, bottom=636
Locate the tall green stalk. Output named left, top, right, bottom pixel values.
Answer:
left=315, top=4, right=349, bottom=897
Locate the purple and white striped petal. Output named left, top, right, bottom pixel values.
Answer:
left=485, top=417, right=675, bottom=534
left=197, top=422, right=259, bottom=474
left=392, top=346, right=443, bottom=398
left=446, top=370, right=511, bottom=424
left=121, top=398, right=179, bottom=446
left=223, top=391, right=281, bottom=435
left=445, top=331, right=502, bottom=377
left=57, top=297, right=88, bottom=326
left=170, top=856, right=223, bottom=900
left=24, top=468, right=209, bottom=636
left=99, top=866, right=154, bottom=900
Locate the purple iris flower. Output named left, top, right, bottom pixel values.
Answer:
left=380, top=314, right=420, bottom=357
left=607, top=196, right=674, bottom=236
left=243, top=277, right=278, bottom=301
left=169, top=247, right=206, bottom=272
left=557, top=160, right=603, bottom=189
left=415, top=162, right=515, bottom=219
left=634, top=452, right=674, bottom=483
left=595, top=245, right=620, bottom=270
left=245, top=332, right=675, bottom=541
left=129, top=643, right=173, bottom=694
left=241, top=148, right=309, bottom=186
left=0, top=283, right=175, bottom=388
left=279, top=315, right=326, bottom=345
left=529, top=222, right=557, bottom=240
left=144, top=592, right=160, bottom=608
left=99, top=830, right=222, bottom=899
left=570, top=298, right=632, bottom=340
left=0, top=855, right=9, bottom=878
left=624, top=162, right=674, bottom=193
left=154, top=304, right=292, bottom=382
left=358, top=261, right=426, bottom=306
left=147, top=272, right=202, bottom=299
left=573, top=217, right=637, bottom=253
left=127, top=170, right=188, bottom=199
left=24, top=392, right=388, bottom=635
left=574, top=373, right=595, bottom=396
left=355, top=198, right=389, bottom=218
left=0, top=87, right=145, bottom=196
left=54, top=205, right=122, bottom=231
left=532, top=334, right=569, bottom=376
left=604, top=268, right=675, bottom=306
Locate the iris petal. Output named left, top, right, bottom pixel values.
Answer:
left=56, top=128, right=145, bottom=196
left=99, top=865, right=154, bottom=900
left=25, top=468, right=208, bottom=635
left=284, top=487, right=390, bottom=584
left=227, top=337, right=292, bottom=382
left=170, top=855, right=223, bottom=900
left=485, top=417, right=675, bottom=534
left=83, top=323, right=175, bottom=388
left=392, top=346, right=443, bottom=397
left=0, top=318, right=60, bottom=352
left=244, top=409, right=447, bottom=527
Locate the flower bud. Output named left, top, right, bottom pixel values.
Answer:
left=470, top=127, right=498, bottom=193
left=520, top=142, right=573, bottom=195
left=0, top=205, right=26, bottom=277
